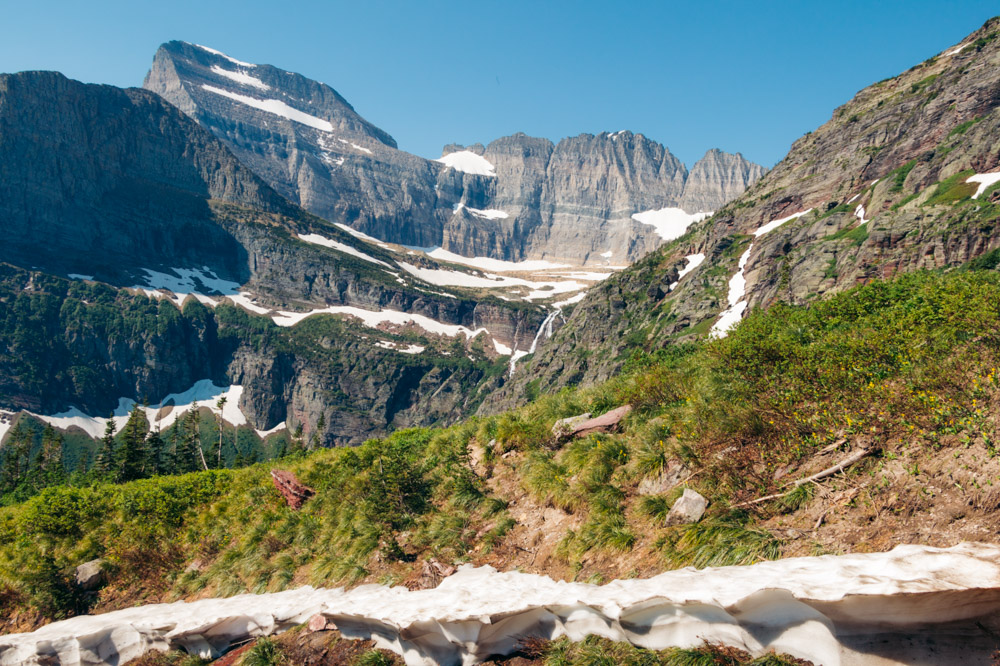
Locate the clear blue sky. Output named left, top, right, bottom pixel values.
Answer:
left=2, top=1, right=996, bottom=167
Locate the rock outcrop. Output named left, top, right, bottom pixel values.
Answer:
left=491, top=17, right=1000, bottom=408
left=143, top=42, right=765, bottom=266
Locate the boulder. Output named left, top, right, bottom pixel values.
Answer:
left=75, top=559, right=105, bottom=591
left=665, top=489, right=708, bottom=526
left=551, top=413, right=591, bottom=438
left=270, top=469, right=315, bottom=509
left=638, top=462, right=686, bottom=496
left=568, top=405, right=633, bottom=439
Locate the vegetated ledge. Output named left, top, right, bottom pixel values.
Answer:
left=1, top=543, right=999, bottom=666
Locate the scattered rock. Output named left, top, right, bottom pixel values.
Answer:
left=74, top=559, right=105, bottom=591
left=551, top=413, right=592, bottom=438
left=270, top=469, right=315, bottom=509
left=568, top=405, right=633, bottom=439
left=307, top=614, right=335, bottom=632
left=414, top=558, right=458, bottom=589
left=184, top=558, right=205, bottom=574
left=638, top=462, right=686, bottom=496
left=665, top=489, right=708, bottom=526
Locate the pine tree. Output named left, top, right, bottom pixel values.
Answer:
left=119, top=404, right=149, bottom=482
left=95, top=419, right=117, bottom=478
left=309, top=412, right=326, bottom=451
left=145, top=428, right=165, bottom=476
left=0, top=420, right=31, bottom=494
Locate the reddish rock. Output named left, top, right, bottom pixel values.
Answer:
left=308, top=614, right=335, bottom=632
left=270, top=469, right=315, bottom=509
left=569, top=405, right=632, bottom=438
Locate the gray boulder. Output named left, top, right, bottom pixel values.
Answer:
left=665, top=489, right=708, bottom=526
left=75, top=559, right=105, bottom=591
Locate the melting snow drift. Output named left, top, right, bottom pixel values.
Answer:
left=631, top=208, right=712, bottom=241
left=435, top=151, right=496, bottom=177
left=968, top=172, right=1000, bottom=199
left=3, top=543, right=1000, bottom=665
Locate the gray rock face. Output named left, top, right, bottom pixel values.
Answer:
left=75, top=559, right=105, bottom=591
left=490, top=17, right=1000, bottom=410
left=679, top=149, right=769, bottom=212
left=143, top=42, right=765, bottom=266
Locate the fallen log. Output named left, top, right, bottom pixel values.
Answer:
left=270, top=469, right=315, bottom=509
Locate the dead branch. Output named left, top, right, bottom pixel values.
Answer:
left=734, top=446, right=874, bottom=508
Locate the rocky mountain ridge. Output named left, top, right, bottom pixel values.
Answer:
left=143, top=41, right=765, bottom=266
left=490, top=17, right=1000, bottom=409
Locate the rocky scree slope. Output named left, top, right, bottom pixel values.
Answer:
left=491, top=17, right=1000, bottom=409
left=0, top=71, right=542, bottom=444
left=144, top=41, right=765, bottom=266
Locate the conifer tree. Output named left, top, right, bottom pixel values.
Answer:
left=145, top=428, right=165, bottom=476
left=309, top=412, right=326, bottom=451
left=95, top=419, right=117, bottom=478
left=215, top=396, right=227, bottom=468
left=119, top=404, right=149, bottom=482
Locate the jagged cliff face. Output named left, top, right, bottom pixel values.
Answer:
left=0, top=70, right=543, bottom=444
left=144, top=42, right=765, bottom=266
left=490, top=18, right=1000, bottom=410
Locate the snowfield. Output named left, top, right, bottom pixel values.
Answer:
left=968, top=172, right=1000, bottom=199
left=712, top=210, right=813, bottom=338
left=209, top=65, right=269, bottom=90
left=670, top=253, right=705, bottom=291
left=201, top=85, right=335, bottom=132
left=31, top=381, right=280, bottom=440
left=435, top=151, right=496, bottom=177
left=297, top=233, right=392, bottom=267
left=3, top=543, right=999, bottom=666
left=631, top=207, right=711, bottom=241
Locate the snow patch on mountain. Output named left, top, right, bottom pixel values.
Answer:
left=192, top=43, right=257, bottom=68
left=201, top=85, right=334, bottom=132
left=671, top=253, right=706, bottom=290
left=969, top=172, right=1000, bottom=199
left=753, top=209, right=812, bottom=237
left=436, top=151, right=496, bottom=177
left=209, top=65, right=269, bottom=90
left=422, top=248, right=569, bottom=272
left=32, top=381, right=262, bottom=439
left=297, top=233, right=391, bottom=267
left=631, top=207, right=712, bottom=241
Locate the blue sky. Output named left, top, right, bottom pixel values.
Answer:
left=1, top=1, right=996, bottom=167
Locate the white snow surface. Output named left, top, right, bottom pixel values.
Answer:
left=399, top=263, right=586, bottom=299
left=710, top=246, right=753, bottom=338
left=133, top=267, right=241, bottom=307
left=968, top=172, right=1000, bottom=199
left=855, top=204, right=870, bottom=225
left=192, top=43, right=257, bottom=68
left=376, top=341, right=425, bottom=355
left=424, top=248, right=569, bottom=272
left=631, top=207, right=712, bottom=241
left=67, top=274, right=93, bottom=281
left=269, top=304, right=487, bottom=340
left=34, top=381, right=252, bottom=440
left=201, top=85, right=334, bottom=132
left=435, top=151, right=496, bottom=177
left=0, top=411, right=14, bottom=444
left=209, top=65, right=269, bottom=90
left=453, top=203, right=509, bottom=220
left=670, top=253, right=706, bottom=291
left=945, top=43, right=970, bottom=56
left=3, top=543, right=1000, bottom=666
left=297, top=233, right=392, bottom=268
left=334, top=223, right=391, bottom=249
left=753, top=209, right=812, bottom=237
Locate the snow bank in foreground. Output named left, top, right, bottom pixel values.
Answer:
left=3, top=543, right=999, bottom=666
left=631, top=208, right=712, bottom=241
left=968, top=172, right=1000, bottom=199
left=435, top=151, right=496, bottom=176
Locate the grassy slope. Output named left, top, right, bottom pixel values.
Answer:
left=3, top=266, right=1000, bottom=633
